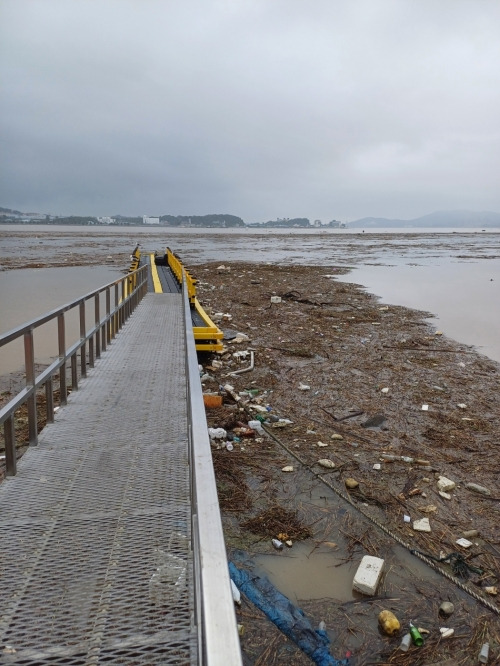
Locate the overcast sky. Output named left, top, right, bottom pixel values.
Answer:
left=1, top=0, right=499, bottom=222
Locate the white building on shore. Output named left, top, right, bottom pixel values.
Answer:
left=143, top=215, right=160, bottom=225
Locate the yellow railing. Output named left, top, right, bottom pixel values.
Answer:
left=127, top=246, right=141, bottom=295
left=167, top=248, right=197, bottom=304
left=192, top=298, right=224, bottom=352
left=166, top=249, right=223, bottom=352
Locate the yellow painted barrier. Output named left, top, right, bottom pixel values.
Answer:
left=127, top=247, right=141, bottom=295
left=166, top=249, right=223, bottom=352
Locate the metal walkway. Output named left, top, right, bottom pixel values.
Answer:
left=0, top=292, right=240, bottom=665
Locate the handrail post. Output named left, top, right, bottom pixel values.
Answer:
left=24, top=328, right=38, bottom=446
left=71, top=353, right=78, bottom=391
left=4, top=416, right=16, bottom=476
left=89, top=334, right=94, bottom=369
left=119, top=280, right=123, bottom=327
left=114, top=283, right=119, bottom=335
left=121, top=279, right=127, bottom=322
left=45, top=378, right=54, bottom=424
left=95, top=294, right=101, bottom=359
left=106, top=287, right=111, bottom=346
left=58, top=313, right=67, bottom=405
left=79, top=301, right=87, bottom=377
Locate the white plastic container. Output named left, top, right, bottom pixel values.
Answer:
left=208, top=427, right=227, bottom=439
left=399, top=633, right=411, bottom=652
left=478, top=642, right=489, bottom=664
left=248, top=420, right=265, bottom=434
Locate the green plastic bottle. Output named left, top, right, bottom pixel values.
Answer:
left=409, top=622, right=423, bottom=647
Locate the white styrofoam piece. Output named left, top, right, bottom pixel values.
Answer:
left=352, top=555, right=384, bottom=596
left=413, top=517, right=432, bottom=532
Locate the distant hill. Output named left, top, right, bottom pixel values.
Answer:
left=159, top=214, right=244, bottom=228
left=3, top=206, right=500, bottom=229
left=350, top=210, right=500, bottom=228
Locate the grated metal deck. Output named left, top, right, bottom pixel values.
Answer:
left=0, top=294, right=198, bottom=665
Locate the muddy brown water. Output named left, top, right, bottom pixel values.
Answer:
left=0, top=266, right=124, bottom=374
left=336, top=260, right=500, bottom=363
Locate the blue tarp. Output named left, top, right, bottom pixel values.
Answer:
left=229, top=561, right=349, bottom=666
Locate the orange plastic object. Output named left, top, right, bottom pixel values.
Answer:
left=203, top=394, right=223, bottom=408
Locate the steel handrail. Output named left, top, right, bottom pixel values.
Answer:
left=0, top=265, right=148, bottom=475
left=182, top=274, right=242, bottom=666
left=1, top=268, right=143, bottom=345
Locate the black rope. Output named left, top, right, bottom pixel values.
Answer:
left=410, top=549, right=483, bottom=578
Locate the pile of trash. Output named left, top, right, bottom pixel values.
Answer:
left=194, top=262, right=500, bottom=665
left=200, top=333, right=295, bottom=449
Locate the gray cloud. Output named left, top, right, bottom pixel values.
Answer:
left=1, top=0, right=500, bottom=221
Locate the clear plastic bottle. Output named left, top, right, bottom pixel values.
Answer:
left=399, top=633, right=411, bottom=652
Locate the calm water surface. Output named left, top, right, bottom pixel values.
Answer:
left=337, top=259, right=500, bottom=362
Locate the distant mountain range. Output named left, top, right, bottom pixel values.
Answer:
left=349, top=210, right=500, bottom=228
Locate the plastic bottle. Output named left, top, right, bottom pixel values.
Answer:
left=399, top=633, right=411, bottom=652
left=226, top=442, right=234, bottom=451
left=248, top=420, right=265, bottom=434
left=409, top=622, right=423, bottom=647
left=478, top=642, right=489, bottom=664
